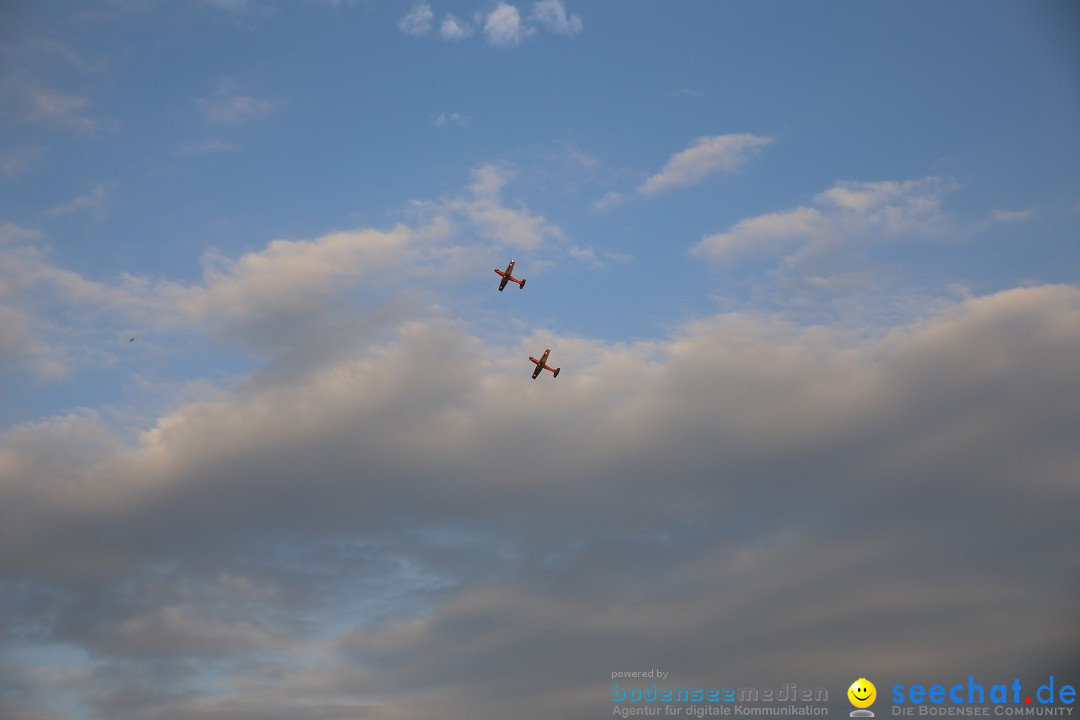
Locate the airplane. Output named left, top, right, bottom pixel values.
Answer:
left=529, top=348, right=560, bottom=379
left=495, top=259, right=526, bottom=291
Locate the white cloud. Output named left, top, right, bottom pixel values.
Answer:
left=0, top=168, right=559, bottom=381
left=26, top=87, right=93, bottom=130
left=49, top=183, right=108, bottom=220
left=990, top=208, right=1037, bottom=223
left=404, top=2, right=581, bottom=46
left=638, top=133, right=773, bottom=195
left=0, top=222, right=41, bottom=246
left=0, top=76, right=106, bottom=136
left=695, top=176, right=958, bottom=260
left=590, top=190, right=625, bottom=212
left=566, top=245, right=630, bottom=269
left=0, top=304, right=31, bottom=365
left=174, top=138, right=241, bottom=156
left=482, top=2, right=527, bottom=46
left=0, top=238, right=70, bottom=380
left=0, top=145, right=44, bottom=178
left=197, top=79, right=275, bottom=125
left=440, top=13, right=472, bottom=40
left=529, top=0, right=582, bottom=35
left=13, top=37, right=109, bottom=74
left=697, top=206, right=824, bottom=259
left=124, top=223, right=456, bottom=350
left=453, top=164, right=564, bottom=248
left=203, top=0, right=253, bottom=10
left=399, top=3, right=434, bottom=36
left=433, top=111, right=470, bottom=128
left=587, top=133, right=767, bottom=209
left=566, top=245, right=596, bottom=262
left=0, top=220, right=450, bottom=373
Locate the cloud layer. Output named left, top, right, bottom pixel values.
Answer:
left=2, top=260, right=1078, bottom=717
left=3, top=167, right=1077, bottom=719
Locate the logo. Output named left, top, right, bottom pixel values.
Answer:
left=849, top=678, right=878, bottom=717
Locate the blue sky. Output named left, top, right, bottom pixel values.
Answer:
left=1, top=2, right=1079, bottom=719
left=3, top=1, right=1078, bottom=426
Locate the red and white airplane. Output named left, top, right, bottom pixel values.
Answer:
left=495, top=259, right=526, bottom=291
left=529, top=348, right=560, bottom=379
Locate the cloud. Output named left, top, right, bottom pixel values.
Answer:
left=3, top=166, right=1076, bottom=718
left=482, top=2, right=526, bottom=46
left=695, top=176, right=958, bottom=261
left=638, top=133, right=773, bottom=195
left=990, top=208, right=1038, bottom=223
left=566, top=245, right=596, bottom=263
left=529, top=0, right=582, bottom=35
left=49, top=183, right=108, bottom=219
left=0, top=168, right=560, bottom=384
left=91, top=603, right=290, bottom=659
left=1, top=156, right=1078, bottom=712
left=174, top=138, right=241, bottom=156
left=0, top=76, right=106, bottom=136
left=398, top=3, right=434, bottom=36
left=0, top=222, right=41, bottom=245
left=197, top=79, right=275, bottom=125
left=202, top=0, right=254, bottom=10
left=440, top=13, right=472, bottom=40
left=0, top=220, right=448, bottom=382
left=0, top=301, right=68, bottom=381
left=405, top=2, right=581, bottom=46
left=432, top=111, right=470, bottom=128
left=26, top=87, right=90, bottom=127
left=1, top=282, right=1078, bottom=717
left=5, top=37, right=109, bottom=74
left=0, top=145, right=44, bottom=178
left=0, top=233, right=109, bottom=379
left=590, top=190, right=625, bottom=212
left=567, top=245, right=630, bottom=269
left=450, top=164, right=565, bottom=248
left=0, top=304, right=32, bottom=365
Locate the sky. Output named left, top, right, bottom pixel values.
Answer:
left=1, top=1, right=1079, bottom=718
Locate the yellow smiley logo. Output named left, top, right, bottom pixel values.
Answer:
left=848, top=678, right=877, bottom=709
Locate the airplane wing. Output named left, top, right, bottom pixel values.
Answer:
left=498, top=274, right=510, bottom=291
left=532, top=363, right=544, bottom=379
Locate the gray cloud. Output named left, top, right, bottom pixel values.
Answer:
left=1, top=279, right=1078, bottom=717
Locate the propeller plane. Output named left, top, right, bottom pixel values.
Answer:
left=495, top=259, right=526, bottom=291
left=529, top=348, right=560, bottom=379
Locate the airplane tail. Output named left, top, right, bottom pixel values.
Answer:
left=518, top=278, right=526, bottom=289
left=552, top=367, right=560, bottom=378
